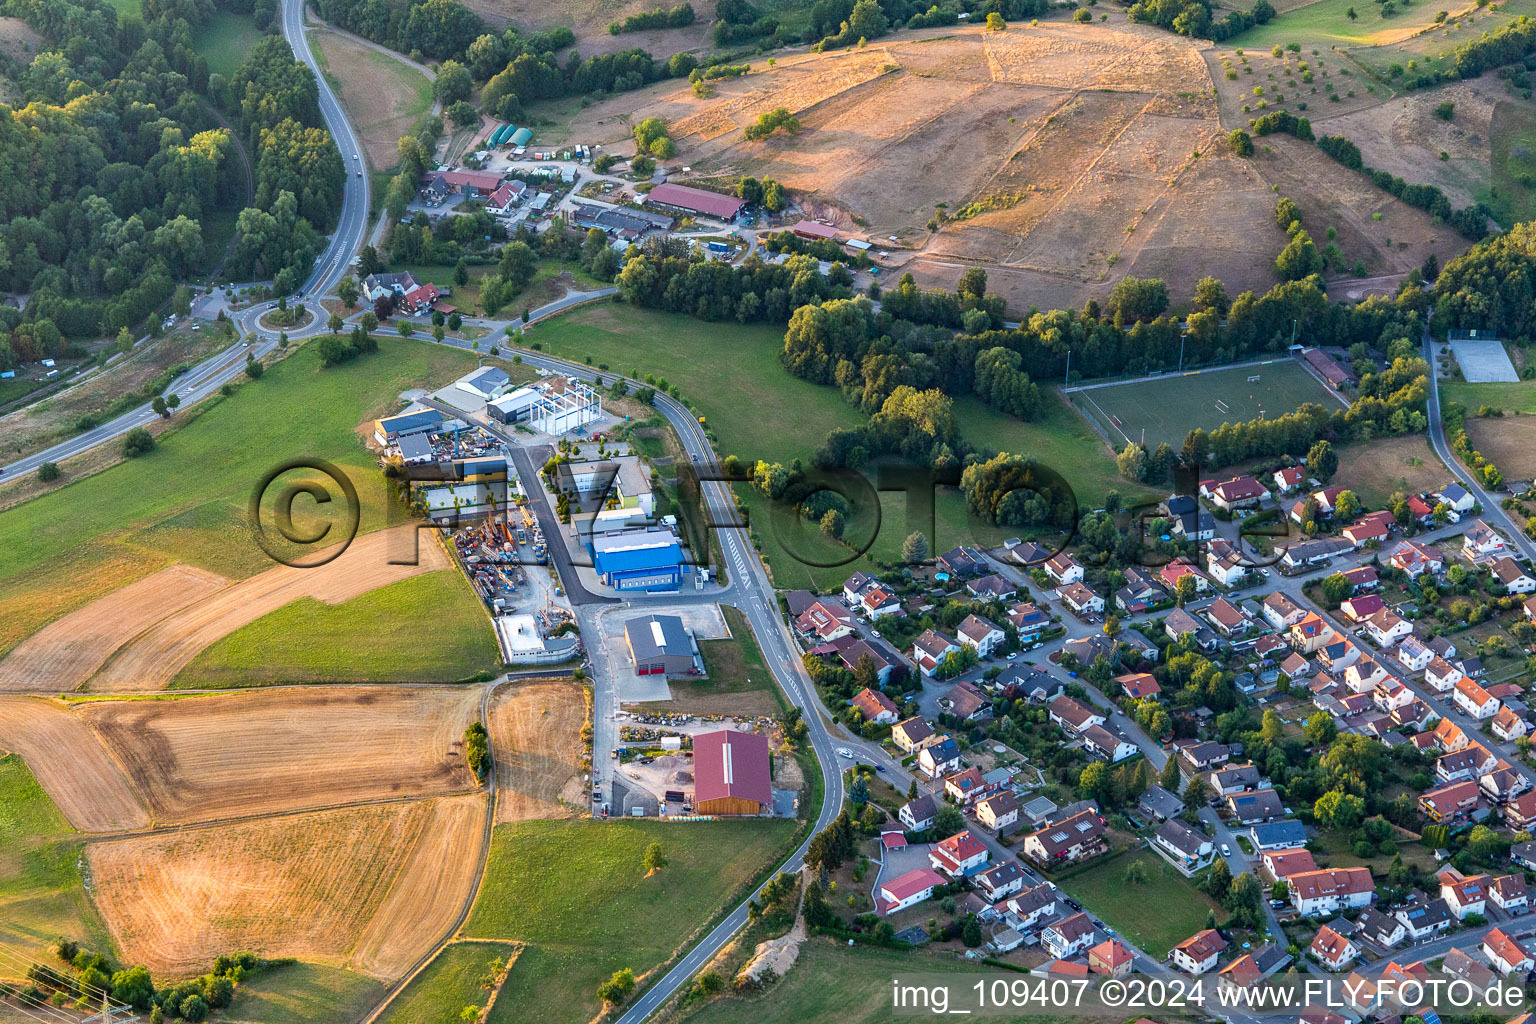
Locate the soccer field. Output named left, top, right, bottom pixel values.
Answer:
left=1069, top=359, right=1343, bottom=450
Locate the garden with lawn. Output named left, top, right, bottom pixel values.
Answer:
left=1057, top=849, right=1225, bottom=957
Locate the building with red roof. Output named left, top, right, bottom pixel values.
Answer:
left=643, top=182, right=746, bottom=221
left=876, top=867, right=945, bottom=915
left=692, top=729, right=772, bottom=816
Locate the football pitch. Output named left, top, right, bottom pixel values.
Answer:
left=1068, top=359, right=1344, bottom=450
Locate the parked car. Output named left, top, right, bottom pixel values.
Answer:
left=1220, top=843, right=1231, bottom=857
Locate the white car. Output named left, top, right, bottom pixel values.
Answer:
left=1221, top=843, right=1231, bottom=857
left=837, top=748, right=854, bottom=759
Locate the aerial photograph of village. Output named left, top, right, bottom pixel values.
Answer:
left=8, top=0, right=1536, bottom=1017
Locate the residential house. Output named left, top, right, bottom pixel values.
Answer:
left=1116, top=567, right=1168, bottom=614
left=1058, top=582, right=1105, bottom=617
left=943, top=767, right=988, bottom=806
left=842, top=572, right=878, bottom=605
left=1159, top=559, right=1210, bottom=595
left=1250, top=820, right=1308, bottom=851
left=1490, top=874, right=1530, bottom=915
left=1419, top=780, right=1480, bottom=822
left=1506, top=792, right=1536, bottom=831
left=1288, top=867, right=1375, bottom=916
left=1480, top=762, right=1528, bottom=805
left=1310, top=925, right=1359, bottom=971
left=1374, top=677, right=1414, bottom=712
left=1170, top=929, right=1228, bottom=974
left=899, top=794, right=936, bottom=831
left=1281, top=538, right=1355, bottom=571
left=1390, top=540, right=1444, bottom=578
left=1405, top=495, right=1436, bottom=525
left=917, top=738, right=962, bottom=779
left=1041, top=912, right=1098, bottom=959
left=1454, top=676, right=1500, bottom=719
left=957, top=614, right=1006, bottom=658
left=1425, top=658, right=1462, bottom=693
left=1492, top=557, right=1536, bottom=595
left=1342, top=565, right=1380, bottom=591
left=1205, top=598, right=1251, bottom=637
left=1342, top=516, right=1392, bottom=548
left=1274, top=466, right=1307, bottom=493
left=796, top=600, right=855, bottom=642
left=1396, top=636, right=1434, bottom=673
left=1206, top=539, right=1250, bottom=586
left=1464, top=520, right=1506, bottom=559
left=1022, top=809, right=1107, bottom=867
left=1313, top=486, right=1348, bottom=515
left=1228, top=788, right=1285, bottom=825
left=1261, top=847, right=1317, bottom=881
left=1082, top=724, right=1138, bottom=763
left=1007, top=602, right=1050, bottom=641
left=1291, top=613, right=1336, bottom=653
left=1208, top=475, right=1267, bottom=510
left=1394, top=891, right=1453, bottom=939
left=1138, top=784, right=1184, bottom=822
left=1482, top=928, right=1533, bottom=976
left=973, top=860, right=1026, bottom=902
left=1437, top=744, right=1497, bottom=784
left=1345, top=656, right=1389, bottom=693
left=858, top=585, right=904, bottom=619
left=1279, top=651, right=1313, bottom=681
left=891, top=716, right=938, bottom=753
left=1438, top=483, right=1475, bottom=514
left=1164, top=608, right=1218, bottom=650
left=876, top=867, right=946, bottom=915
left=1117, top=672, right=1161, bottom=701
left=998, top=884, right=1058, bottom=932
left=976, top=791, right=1020, bottom=832
left=1049, top=695, right=1105, bottom=735
left=1493, top=706, right=1530, bottom=742
left=1043, top=552, right=1084, bottom=586
left=1527, top=594, right=1536, bottom=622
left=938, top=546, right=988, bottom=578
left=834, top=639, right=900, bottom=686
left=1209, top=762, right=1266, bottom=796
left=941, top=680, right=992, bottom=722
left=966, top=573, right=1018, bottom=602
left=1316, top=637, right=1361, bottom=673
left=1441, top=873, right=1491, bottom=919
left=1364, top=609, right=1413, bottom=647
left=1442, top=947, right=1499, bottom=992
left=930, top=829, right=990, bottom=877
left=1340, top=594, right=1386, bottom=623
left=1153, top=818, right=1214, bottom=874
left=1354, top=907, right=1406, bottom=949
left=912, top=630, right=961, bottom=677
left=1177, top=740, right=1231, bottom=773
left=1264, top=593, right=1308, bottom=630
left=1217, top=955, right=1263, bottom=1001
left=850, top=687, right=899, bottom=725
left=1088, top=939, right=1135, bottom=979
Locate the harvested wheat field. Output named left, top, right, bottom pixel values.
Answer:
left=89, top=795, right=486, bottom=980
left=489, top=680, right=589, bottom=824
left=312, top=30, right=433, bottom=169
left=0, top=565, right=229, bottom=692
left=82, top=686, right=481, bottom=825
left=85, top=526, right=449, bottom=691
left=350, top=794, right=487, bottom=976
left=1464, top=414, right=1536, bottom=482
left=0, top=696, right=148, bottom=832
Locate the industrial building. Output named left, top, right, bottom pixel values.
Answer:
left=569, top=202, right=674, bottom=238
left=562, top=455, right=653, bottom=516
left=692, top=729, right=773, bottom=816
left=623, top=614, right=697, bottom=676
left=591, top=528, right=684, bottom=591
left=641, top=183, right=746, bottom=222
left=487, top=376, right=602, bottom=435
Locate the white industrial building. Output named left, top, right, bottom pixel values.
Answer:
left=488, top=375, right=602, bottom=435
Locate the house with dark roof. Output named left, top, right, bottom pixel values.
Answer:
left=974, top=860, right=1026, bottom=902
left=891, top=716, right=937, bottom=753
left=1394, top=891, right=1452, bottom=939
left=899, top=793, right=937, bottom=831
left=916, top=738, right=961, bottom=779
left=1022, top=809, right=1106, bottom=867
left=1227, top=788, right=1285, bottom=824
left=1152, top=819, right=1213, bottom=874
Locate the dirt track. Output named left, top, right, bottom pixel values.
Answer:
left=88, top=795, right=484, bottom=980
left=489, top=680, right=588, bottom=824
left=0, top=565, right=230, bottom=692
left=0, top=697, right=148, bottom=832
left=85, top=528, right=449, bottom=691
left=83, top=686, right=481, bottom=825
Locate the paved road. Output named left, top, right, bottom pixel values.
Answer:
left=284, top=0, right=370, bottom=300
left=1423, top=331, right=1536, bottom=564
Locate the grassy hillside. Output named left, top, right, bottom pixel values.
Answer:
left=174, top=571, right=499, bottom=687
left=0, top=337, right=483, bottom=660
left=464, top=818, right=797, bottom=1024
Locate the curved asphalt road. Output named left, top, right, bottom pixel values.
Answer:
left=0, top=0, right=366, bottom=482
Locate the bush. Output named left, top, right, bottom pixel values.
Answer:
left=36, top=461, right=61, bottom=482
left=122, top=427, right=155, bottom=458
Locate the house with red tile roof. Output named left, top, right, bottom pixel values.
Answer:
left=1420, top=779, right=1480, bottom=822
left=876, top=867, right=946, bottom=915
left=1310, top=925, right=1358, bottom=971
left=1288, top=867, right=1375, bottom=916
left=1261, top=847, right=1317, bottom=881
left=1089, top=939, right=1134, bottom=978
left=850, top=687, right=899, bottom=724
left=1483, top=928, right=1534, bottom=975
left=1117, top=672, right=1161, bottom=700
left=1170, top=929, right=1228, bottom=973
left=930, top=829, right=990, bottom=877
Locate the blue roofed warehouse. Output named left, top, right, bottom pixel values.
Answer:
left=592, top=529, right=683, bottom=591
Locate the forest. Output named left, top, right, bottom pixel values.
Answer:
left=0, top=0, right=342, bottom=368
